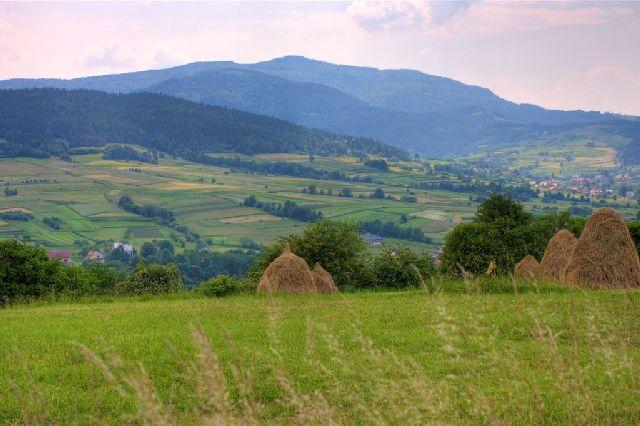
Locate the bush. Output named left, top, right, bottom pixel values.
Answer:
left=55, top=265, right=97, bottom=297
left=116, top=263, right=183, bottom=295
left=370, top=246, right=434, bottom=289
left=0, top=240, right=61, bottom=302
left=196, top=275, right=240, bottom=297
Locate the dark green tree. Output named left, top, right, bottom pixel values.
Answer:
left=0, top=240, right=60, bottom=302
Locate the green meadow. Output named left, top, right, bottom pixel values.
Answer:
left=1, top=285, right=638, bottom=424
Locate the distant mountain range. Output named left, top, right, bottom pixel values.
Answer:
left=1, top=56, right=638, bottom=157
left=0, top=89, right=406, bottom=160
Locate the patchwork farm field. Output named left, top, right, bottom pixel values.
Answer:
left=0, top=288, right=638, bottom=423
left=1, top=152, right=478, bottom=257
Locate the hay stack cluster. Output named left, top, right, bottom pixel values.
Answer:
left=514, top=255, right=540, bottom=279
left=516, top=208, right=640, bottom=289
left=539, top=230, right=577, bottom=282
left=563, top=208, right=640, bottom=289
left=257, top=248, right=338, bottom=294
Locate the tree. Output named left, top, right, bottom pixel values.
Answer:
left=140, top=241, right=156, bottom=258
left=340, top=188, right=353, bottom=197
left=475, top=194, right=531, bottom=226
left=0, top=240, right=61, bottom=302
left=289, top=220, right=369, bottom=289
left=250, top=220, right=369, bottom=289
left=371, top=187, right=386, bottom=199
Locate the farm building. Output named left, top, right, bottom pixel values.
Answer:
left=85, top=250, right=106, bottom=262
left=363, top=233, right=383, bottom=245
left=48, top=251, right=73, bottom=264
left=113, top=242, right=135, bottom=256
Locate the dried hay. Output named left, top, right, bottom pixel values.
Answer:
left=514, top=255, right=540, bottom=279
left=539, top=230, right=577, bottom=282
left=563, top=208, right=640, bottom=289
left=257, top=248, right=317, bottom=294
left=311, top=263, right=338, bottom=294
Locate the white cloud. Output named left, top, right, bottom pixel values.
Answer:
left=85, top=44, right=137, bottom=69
left=347, top=1, right=432, bottom=32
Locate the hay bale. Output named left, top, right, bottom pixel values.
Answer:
left=514, top=255, right=540, bottom=279
left=563, top=208, right=640, bottom=289
left=258, top=248, right=317, bottom=294
left=311, top=262, right=338, bottom=294
left=539, top=230, right=577, bottom=282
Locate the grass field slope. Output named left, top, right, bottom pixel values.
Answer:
left=1, top=286, right=638, bottom=423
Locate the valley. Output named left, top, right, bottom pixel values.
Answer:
left=2, top=145, right=638, bottom=264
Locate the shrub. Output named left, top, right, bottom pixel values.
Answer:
left=0, top=240, right=60, bottom=302
left=196, top=275, right=239, bottom=297
left=56, top=265, right=97, bottom=297
left=116, top=263, right=183, bottom=295
left=370, top=246, right=434, bottom=289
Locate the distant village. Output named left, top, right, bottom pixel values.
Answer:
left=530, top=173, right=637, bottom=202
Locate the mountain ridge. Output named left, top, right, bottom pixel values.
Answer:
left=1, top=56, right=636, bottom=156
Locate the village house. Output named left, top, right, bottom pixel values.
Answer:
left=85, top=249, right=106, bottom=262
left=113, top=242, right=135, bottom=256
left=363, top=232, right=383, bottom=245
left=48, top=251, right=73, bottom=264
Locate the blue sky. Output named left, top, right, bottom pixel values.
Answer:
left=1, top=1, right=639, bottom=114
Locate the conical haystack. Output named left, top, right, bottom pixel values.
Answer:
left=258, top=248, right=317, bottom=294
left=514, top=255, right=540, bottom=279
left=311, top=262, right=338, bottom=294
left=539, top=230, right=577, bottom=282
left=563, top=208, right=640, bottom=289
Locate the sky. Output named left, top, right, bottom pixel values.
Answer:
left=1, top=1, right=639, bottom=115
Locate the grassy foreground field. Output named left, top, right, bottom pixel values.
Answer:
left=1, top=286, right=639, bottom=424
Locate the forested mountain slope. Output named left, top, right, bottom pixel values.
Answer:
left=0, top=88, right=407, bottom=159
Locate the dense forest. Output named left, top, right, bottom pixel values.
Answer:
left=0, top=89, right=408, bottom=160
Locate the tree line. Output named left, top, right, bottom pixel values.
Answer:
left=243, top=196, right=323, bottom=223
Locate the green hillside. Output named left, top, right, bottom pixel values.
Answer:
left=0, top=89, right=406, bottom=160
